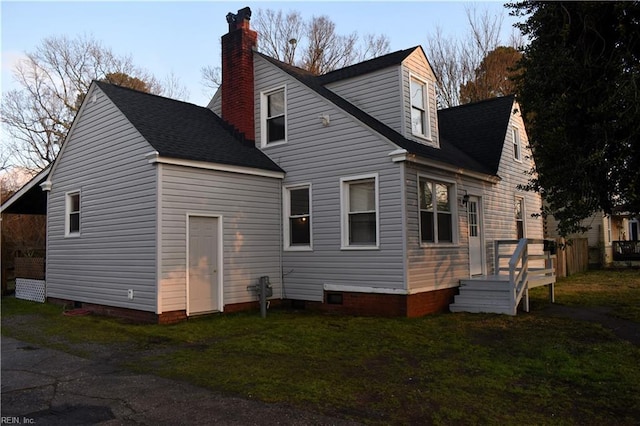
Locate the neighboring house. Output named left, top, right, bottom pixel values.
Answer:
left=1, top=167, right=49, bottom=296
left=546, top=211, right=640, bottom=267
left=37, top=7, right=543, bottom=322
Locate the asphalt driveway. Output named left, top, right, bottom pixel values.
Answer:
left=1, top=336, right=359, bottom=425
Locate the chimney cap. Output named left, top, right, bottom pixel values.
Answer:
left=226, top=7, right=252, bottom=32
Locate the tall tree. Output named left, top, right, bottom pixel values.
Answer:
left=459, top=46, right=522, bottom=104
left=510, top=1, right=640, bottom=236
left=254, top=8, right=304, bottom=65
left=201, top=8, right=390, bottom=90
left=256, top=8, right=389, bottom=75
left=103, top=72, right=153, bottom=92
left=426, top=6, right=522, bottom=108
left=1, top=34, right=187, bottom=173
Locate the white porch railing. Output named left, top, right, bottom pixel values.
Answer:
left=494, top=238, right=556, bottom=313
left=451, top=238, right=557, bottom=315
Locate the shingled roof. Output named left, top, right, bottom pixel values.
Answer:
left=257, top=51, right=504, bottom=177
left=94, top=81, right=283, bottom=173
left=317, top=47, right=419, bottom=85
left=438, top=95, right=515, bottom=175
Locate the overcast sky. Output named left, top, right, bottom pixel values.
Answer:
left=1, top=1, right=519, bottom=107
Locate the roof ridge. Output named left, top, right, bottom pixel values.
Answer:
left=94, top=80, right=203, bottom=108
left=255, top=46, right=421, bottom=86
left=439, top=95, right=515, bottom=113
left=319, top=46, right=418, bottom=75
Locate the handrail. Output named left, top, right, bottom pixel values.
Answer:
left=508, top=238, right=528, bottom=314
left=495, top=238, right=557, bottom=314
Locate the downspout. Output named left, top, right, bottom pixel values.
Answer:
left=399, top=162, right=408, bottom=292
left=40, top=180, right=52, bottom=300
left=279, top=180, right=284, bottom=299
left=156, top=162, right=163, bottom=315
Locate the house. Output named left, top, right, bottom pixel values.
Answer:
left=546, top=210, right=640, bottom=267
left=37, top=7, right=544, bottom=322
left=1, top=167, right=49, bottom=296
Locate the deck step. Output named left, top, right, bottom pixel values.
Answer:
left=459, top=281, right=511, bottom=290
left=449, top=303, right=514, bottom=315
left=453, top=293, right=511, bottom=304
left=451, top=275, right=516, bottom=315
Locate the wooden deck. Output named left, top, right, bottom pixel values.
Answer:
left=450, top=239, right=556, bottom=315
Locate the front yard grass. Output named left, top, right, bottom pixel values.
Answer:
left=530, top=268, right=640, bottom=322
left=2, top=269, right=639, bottom=425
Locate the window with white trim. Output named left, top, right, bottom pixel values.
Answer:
left=341, top=175, right=378, bottom=248
left=419, top=178, right=454, bottom=244
left=515, top=196, right=525, bottom=239
left=284, top=185, right=311, bottom=249
left=512, top=126, right=522, bottom=161
left=410, top=77, right=431, bottom=139
left=261, top=87, right=286, bottom=146
left=66, top=191, right=81, bottom=236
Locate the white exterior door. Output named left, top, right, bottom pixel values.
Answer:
left=188, top=216, right=220, bottom=314
left=468, top=197, right=484, bottom=276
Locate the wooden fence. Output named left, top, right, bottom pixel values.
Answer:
left=555, top=238, right=588, bottom=277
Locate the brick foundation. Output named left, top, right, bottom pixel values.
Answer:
left=317, top=287, right=459, bottom=317
left=45, top=298, right=286, bottom=324
left=46, top=288, right=457, bottom=323
left=223, top=299, right=285, bottom=313
left=406, top=287, right=459, bottom=317
left=158, top=310, right=188, bottom=324
left=47, top=297, right=186, bottom=324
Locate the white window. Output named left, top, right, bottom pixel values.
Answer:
left=341, top=174, right=379, bottom=249
left=284, top=185, right=311, bottom=250
left=515, top=196, right=525, bottom=239
left=66, top=191, right=81, bottom=237
left=410, top=76, right=431, bottom=140
left=512, top=126, right=522, bottom=161
left=419, top=178, right=454, bottom=244
left=261, top=87, right=286, bottom=147
left=468, top=200, right=479, bottom=238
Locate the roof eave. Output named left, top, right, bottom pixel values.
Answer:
left=147, top=154, right=285, bottom=179
left=0, top=165, right=51, bottom=214
left=389, top=150, right=501, bottom=184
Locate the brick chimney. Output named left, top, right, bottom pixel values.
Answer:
left=221, top=7, right=257, bottom=141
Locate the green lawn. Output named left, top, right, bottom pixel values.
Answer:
left=2, top=269, right=639, bottom=425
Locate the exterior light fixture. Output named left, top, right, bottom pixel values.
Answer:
left=461, top=191, right=470, bottom=207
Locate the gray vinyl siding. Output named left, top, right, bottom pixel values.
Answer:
left=406, top=106, right=544, bottom=288
left=405, top=164, right=480, bottom=291
left=46, top=85, right=157, bottom=311
left=545, top=211, right=604, bottom=247
left=207, top=89, right=222, bottom=115
left=255, top=55, right=405, bottom=301
left=325, top=66, right=404, bottom=134
left=483, top=108, right=544, bottom=270
left=324, top=51, right=440, bottom=148
left=401, top=50, right=439, bottom=147
left=159, top=164, right=281, bottom=312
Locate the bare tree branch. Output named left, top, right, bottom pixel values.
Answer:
left=425, top=5, right=510, bottom=108
left=1, top=34, right=186, bottom=172
left=201, top=7, right=391, bottom=94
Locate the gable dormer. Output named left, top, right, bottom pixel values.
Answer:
left=320, top=46, right=439, bottom=149
left=401, top=47, right=439, bottom=148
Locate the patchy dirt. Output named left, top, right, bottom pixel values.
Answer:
left=537, top=304, right=640, bottom=346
